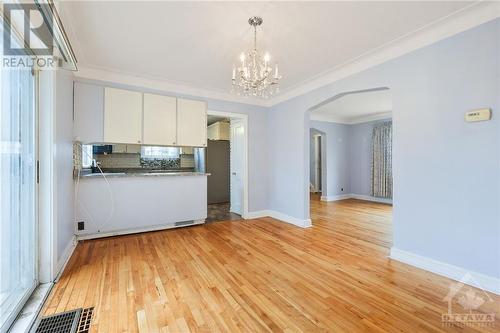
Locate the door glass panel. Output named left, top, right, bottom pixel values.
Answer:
left=0, top=22, right=38, bottom=331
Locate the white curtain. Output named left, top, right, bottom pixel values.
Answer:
left=371, top=121, right=393, bottom=198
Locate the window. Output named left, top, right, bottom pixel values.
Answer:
left=141, top=146, right=180, bottom=159
left=0, top=25, right=38, bottom=331
left=81, top=145, right=93, bottom=168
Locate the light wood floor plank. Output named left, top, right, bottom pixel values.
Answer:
left=43, top=197, right=500, bottom=332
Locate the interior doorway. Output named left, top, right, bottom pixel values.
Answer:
left=205, top=111, right=248, bottom=222
left=307, top=87, right=393, bottom=242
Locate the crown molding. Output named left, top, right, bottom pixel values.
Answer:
left=310, top=111, right=392, bottom=125
left=74, top=65, right=269, bottom=107
left=265, top=1, right=500, bottom=107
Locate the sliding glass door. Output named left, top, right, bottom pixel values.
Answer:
left=0, top=30, right=38, bottom=333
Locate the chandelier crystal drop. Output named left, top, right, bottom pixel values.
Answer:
left=231, top=16, right=281, bottom=98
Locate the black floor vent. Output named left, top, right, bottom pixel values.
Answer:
left=34, top=309, right=81, bottom=333
left=76, top=307, right=94, bottom=333
left=33, top=307, right=94, bottom=333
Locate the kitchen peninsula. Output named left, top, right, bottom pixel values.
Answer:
left=73, top=82, right=209, bottom=239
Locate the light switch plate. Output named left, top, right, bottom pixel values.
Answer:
left=465, top=108, right=491, bottom=122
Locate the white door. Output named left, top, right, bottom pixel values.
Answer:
left=0, top=64, right=38, bottom=331
left=104, top=87, right=143, bottom=144
left=143, top=93, right=177, bottom=146
left=230, top=119, right=244, bottom=215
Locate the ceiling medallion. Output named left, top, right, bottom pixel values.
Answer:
left=231, top=16, right=281, bottom=98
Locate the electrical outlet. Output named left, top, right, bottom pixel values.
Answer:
left=77, top=221, right=85, bottom=231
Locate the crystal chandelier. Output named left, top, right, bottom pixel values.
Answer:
left=232, top=16, right=281, bottom=98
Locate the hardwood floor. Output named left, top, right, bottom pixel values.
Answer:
left=44, top=198, right=500, bottom=332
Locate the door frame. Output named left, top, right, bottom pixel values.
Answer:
left=207, top=110, right=248, bottom=218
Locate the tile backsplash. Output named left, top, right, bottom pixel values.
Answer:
left=97, top=153, right=141, bottom=169
left=75, top=144, right=198, bottom=171
left=139, top=157, right=180, bottom=169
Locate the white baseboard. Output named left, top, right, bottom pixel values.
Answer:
left=390, top=247, right=500, bottom=295
left=320, top=194, right=351, bottom=201
left=244, top=210, right=271, bottom=219
left=320, top=193, right=392, bottom=204
left=55, top=235, right=77, bottom=281
left=76, top=219, right=205, bottom=241
left=350, top=194, right=393, bottom=204
left=245, top=210, right=312, bottom=228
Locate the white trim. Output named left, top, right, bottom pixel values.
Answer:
left=75, top=65, right=268, bottom=107
left=349, top=194, right=393, bottom=204
left=7, top=283, right=53, bottom=333
left=390, top=248, right=500, bottom=295
left=207, top=110, right=249, bottom=219
left=243, top=210, right=270, bottom=219
left=320, top=193, right=392, bottom=204
left=244, top=210, right=312, bottom=229
left=55, top=236, right=77, bottom=281
left=268, top=2, right=500, bottom=106
left=320, top=194, right=351, bottom=202
left=77, top=219, right=205, bottom=241
left=310, top=111, right=392, bottom=125
left=38, top=70, right=58, bottom=283
left=269, top=211, right=312, bottom=228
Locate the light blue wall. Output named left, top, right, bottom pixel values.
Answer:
left=269, top=19, right=499, bottom=278
left=350, top=119, right=391, bottom=197
left=310, top=121, right=351, bottom=197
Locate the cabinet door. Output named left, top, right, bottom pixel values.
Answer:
left=143, top=93, right=177, bottom=146
left=104, top=87, right=143, bottom=144
left=74, top=82, right=104, bottom=143
left=177, top=98, right=207, bottom=147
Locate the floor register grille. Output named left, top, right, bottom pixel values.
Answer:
left=32, top=307, right=94, bottom=333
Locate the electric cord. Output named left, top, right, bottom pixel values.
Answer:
left=74, top=142, right=115, bottom=234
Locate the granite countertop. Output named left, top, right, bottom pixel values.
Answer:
left=78, top=170, right=210, bottom=178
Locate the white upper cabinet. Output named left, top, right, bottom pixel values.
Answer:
left=143, top=93, right=177, bottom=146
left=177, top=98, right=207, bottom=147
left=73, top=82, right=104, bottom=143
left=74, top=83, right=207, bottom=147
left=104, top=87, right=143, bottom=144
left=207, top=121, right=230, bottom=141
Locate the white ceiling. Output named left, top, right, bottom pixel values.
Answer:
left=59, top=1, right=481, bottom=104
left=310, top=89, right=392, bottom=124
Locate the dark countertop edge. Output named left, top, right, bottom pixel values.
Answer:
left=77, top=172, right=210, bottom=179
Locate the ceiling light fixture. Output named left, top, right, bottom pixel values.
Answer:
left=232, top=16, right=281, bottom=98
